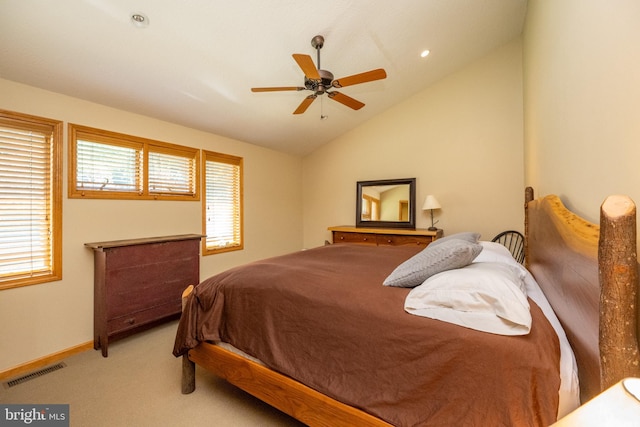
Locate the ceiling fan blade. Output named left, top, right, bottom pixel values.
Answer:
left=251, top=86, right=304, bottom=92
left=293, top=95, right=317, bottom=115
left=292, top=54, right=320, bottom=80
left=332, top=68, right=387, bottom=88
left=328, top=91, right=365, bottom=110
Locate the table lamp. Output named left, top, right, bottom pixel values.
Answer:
left=422, top=195, right=441, bottom=231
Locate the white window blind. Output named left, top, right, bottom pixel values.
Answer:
left=149, top=149, right=196, bottom=196
left=76, top=139, right=141, bottom=192
left=0, top=114, right=61, bottom=288
left=204, top=152, right=243, bottom=253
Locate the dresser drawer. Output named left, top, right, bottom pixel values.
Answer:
left=376, top=235, right=433, bottom=246
left=105, top=272, right=194, bottom=319
left=107, top=301, right=180, bottom=335
left=332, top=231, right=377, bottom=244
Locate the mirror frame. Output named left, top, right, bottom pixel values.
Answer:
left=356, top=178, right=416, bottom=229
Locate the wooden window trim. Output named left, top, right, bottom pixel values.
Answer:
left=202, top=150, right=244, bottom=256
left=0, top=109, right=63, bottom=290
left=68, top=124, right=200, bottom=201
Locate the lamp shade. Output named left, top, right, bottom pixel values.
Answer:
left=422, top=195, right=441, bottom=211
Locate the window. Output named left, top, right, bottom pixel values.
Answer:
left=68, top=124, right=199, bottom=200
left=361, top=194, right=380, bottom=221
left=0, top=110, right=62, bottom=290
left=203, top=151, right=243, bottom=255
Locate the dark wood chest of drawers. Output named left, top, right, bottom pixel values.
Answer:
left=86, top=234, right=203, bottom=357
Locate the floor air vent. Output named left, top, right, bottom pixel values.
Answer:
left=4, top=362, right=66, bottom=388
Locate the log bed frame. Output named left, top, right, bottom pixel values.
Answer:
left=180, top=187, right=640, bottom=425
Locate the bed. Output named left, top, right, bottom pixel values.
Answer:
left=173, top=187, right=640, bottom=426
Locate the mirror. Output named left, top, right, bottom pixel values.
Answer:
left=356, top=178, right=416, bottom=229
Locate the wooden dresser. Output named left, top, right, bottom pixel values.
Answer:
left=85, top=234, right=203, bottom=357
left=328, top=226, right=443, bottom=246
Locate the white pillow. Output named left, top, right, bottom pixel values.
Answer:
left=473, top=241, right=527, bottom=276
left=404, top=262, right=531, bottom=335
left=383, top=239, right=482, bottom=288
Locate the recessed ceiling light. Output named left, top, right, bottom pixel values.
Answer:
left=420, top=50, right=430, bottom=58
left=131, top=12, right=149, bottom=28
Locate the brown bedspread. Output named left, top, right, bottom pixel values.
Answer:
left=174, top=244, right=560, bottom=426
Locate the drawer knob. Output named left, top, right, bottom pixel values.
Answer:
left=126, top=318, right=136, bottom=325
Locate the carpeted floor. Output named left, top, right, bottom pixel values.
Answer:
left=0, top=321, right=304, bottom=426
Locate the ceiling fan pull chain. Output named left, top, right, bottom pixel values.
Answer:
left=320, top=96, right=327, bottom=120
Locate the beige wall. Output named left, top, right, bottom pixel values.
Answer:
left=0, top=79, right=303, bottom=372
left=302, top=39, right=525, bottom=247
left=523, top=0, right=640, bottom=222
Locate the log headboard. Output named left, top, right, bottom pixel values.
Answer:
left=524, top=187, right=640, bottom=402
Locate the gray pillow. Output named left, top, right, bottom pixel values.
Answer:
left=428, top=231, right=481, bottom=248
left=383, top=239, right=483, bottom=288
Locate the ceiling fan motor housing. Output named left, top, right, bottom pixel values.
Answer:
left=305, top=69, right=334, bottom=93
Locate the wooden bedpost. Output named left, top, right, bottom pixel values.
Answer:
left=524, top=187, right=534, bottom=270
left=598, top=195, right=640, bottom=390
left=181, top=285, right=196, bottom=394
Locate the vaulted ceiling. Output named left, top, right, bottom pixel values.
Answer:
left=0, top=1, right=527, bottom=155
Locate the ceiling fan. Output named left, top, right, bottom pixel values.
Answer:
left=251, top=35, right=387, bottom=115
